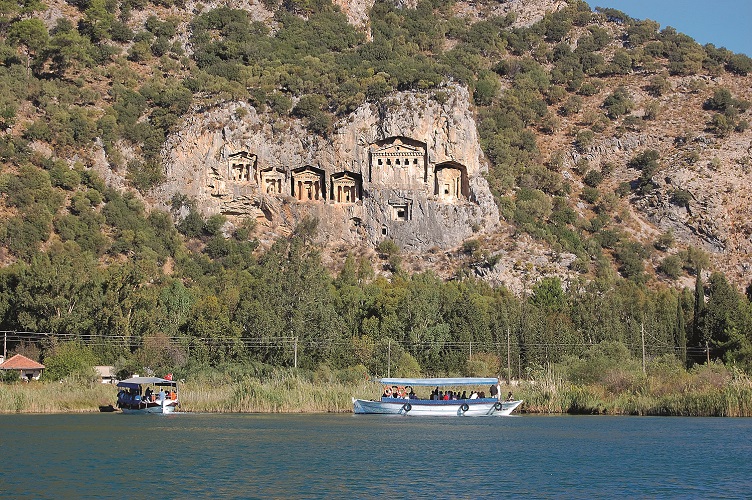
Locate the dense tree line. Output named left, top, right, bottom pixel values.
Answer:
left=1, top=211, right=751, bottom=377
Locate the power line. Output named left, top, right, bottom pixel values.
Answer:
left=0, top=330, right=719, bottom=353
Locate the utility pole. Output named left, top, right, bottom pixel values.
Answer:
left=518, top=353, right=521, bottom=380
left=641, top=322, right=646, bottom=375
left=293, top=336, right=298, bottom=369
left=507, top=328, right=511, bottom=383
left=3, top=331, right=6, bottom=361
left=469, top=342, right=472, bottom=361
left=706, top=341, right=710, bottom=364
left=387, top=339, right=391, bottom=378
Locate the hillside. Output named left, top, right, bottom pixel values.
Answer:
left=2, top=0, right=751, bottom=286
left=0, top=0, right=751, bottom=376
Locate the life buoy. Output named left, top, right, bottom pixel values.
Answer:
left=397, top=386, right=405, bottom=397
left=384, top=386, right=392, bottom=397
left=494, top=402, right=503, bottom=411
left=460, top=403, right=469, bottom=412
left=402, top=403, right=412, bottom=412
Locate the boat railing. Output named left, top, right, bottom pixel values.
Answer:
left=381, top=397, right=498, bottom=404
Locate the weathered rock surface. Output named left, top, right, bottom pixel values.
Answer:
left=157, top=84, right=499, bottom=251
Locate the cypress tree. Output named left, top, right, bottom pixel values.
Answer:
left=675, top=291, right=687, bottom=366
left=692, top=269, right=705, bottom=357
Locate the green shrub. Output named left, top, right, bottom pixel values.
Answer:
left=581, top=186, right=600, bottom=204
left=602, top=86, right=634, bottom=119
left=726, top=53, right=752, bottom=76
left=377, top=238, right=399, bottom=257
left=583, top=169, right=604, bottom=187
left=658, top=254, right=683, bottom=279
left=574, top=129, right=594, bottom=152
left=462, top=238, right=481, bottom=255
left=670, top=189, right=692, bottom=208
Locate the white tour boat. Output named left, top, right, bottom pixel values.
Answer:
left=116, top=376, right=179, bottom=414
left=352, top=377, right=523, bottom=416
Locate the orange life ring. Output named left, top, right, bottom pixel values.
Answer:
left=398, top=386, right=405, bottom=397
left=384, top=386, right=392, bottom=397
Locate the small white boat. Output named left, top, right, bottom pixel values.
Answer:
left=116, top=376, right=179, bottom=415
left=352, top=377, right=523, bottom=416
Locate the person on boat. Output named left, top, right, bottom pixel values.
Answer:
left=489, top=384, right=498, bottom=398
left=461, top=391, right=467, bottom=400
left=469, top=391, right=478, bottom=399
left=144, top=387, right=153, bottom=401
left=506, top=391, right=514, bottom=402
left=158, top=388, right=165, bottom=401
left=408, top=389, right=416, bottom=399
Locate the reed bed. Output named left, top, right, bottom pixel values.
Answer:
left=0, top=380, right=117, bottom=413
left=512, top=372, right=752, bottom=417
left=180, top=376, right=378, bottom=413
left=2, top=362, right=751, bottom=416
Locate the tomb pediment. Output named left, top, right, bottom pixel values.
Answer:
left=260, top=167, right=286, bottom=195
left=227, top=151, right=257, bottom=183
left=292, top=166, right=325, bottom=201
left=331, top=171, right=362, bottom=203
left=371, top=142, right=423, bottom=156
left=228, top=151, right=256, bottom=161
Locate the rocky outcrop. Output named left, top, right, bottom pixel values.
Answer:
left=157, top=84, right=499, bottom=251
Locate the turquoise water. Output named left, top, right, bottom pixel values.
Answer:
left=1, top=413, right=750, bottom=498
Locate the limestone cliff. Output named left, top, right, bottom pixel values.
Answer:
left=157, top=84, right=499, bottom=251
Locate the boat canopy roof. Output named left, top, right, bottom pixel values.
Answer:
left=379, top=377, right=498, bottom=387
left=117, top=376, right=177, bottom=389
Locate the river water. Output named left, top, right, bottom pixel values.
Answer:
left=1, top=413, right=750, bottom=498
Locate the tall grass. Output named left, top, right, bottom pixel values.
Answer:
left=0, top=379, right=117, bottom=413
left=181, top=377, right=377, bottom=413
left=514, top=360, right=752, bottom=417
left=2, top=359, right=751, bottom=416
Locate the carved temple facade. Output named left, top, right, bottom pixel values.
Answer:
left=216, top=136, right=469, bottom=210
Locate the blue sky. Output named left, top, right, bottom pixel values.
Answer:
left=592, top=0, right=752, bottom=56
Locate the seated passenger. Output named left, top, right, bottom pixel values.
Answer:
left=469, top=391, right=478, bottom=399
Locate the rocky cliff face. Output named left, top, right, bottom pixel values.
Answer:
left=157, top=84, right=499, bottom=251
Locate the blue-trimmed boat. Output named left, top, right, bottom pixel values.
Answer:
left=352, top=377, right=523, bottom=416
left=116, top=376, right=180, bottom=414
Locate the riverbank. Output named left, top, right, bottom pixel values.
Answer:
left=2, top=368, right=751, bottom=416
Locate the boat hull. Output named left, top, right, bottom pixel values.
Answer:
left=119, top=401, right=178, bottom=415
left=352, top=397, right=514, bottom=416
left=497, top=399, right=523, bottom=416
